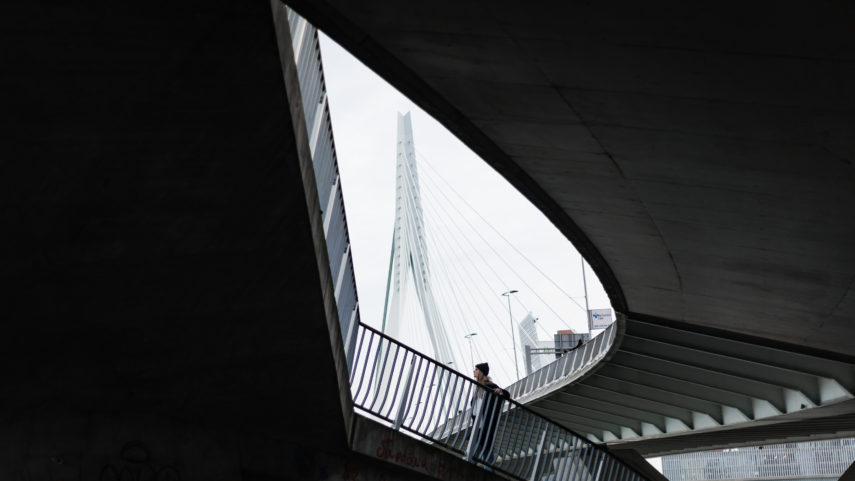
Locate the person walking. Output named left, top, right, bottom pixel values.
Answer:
left=470, top=362, right=510, bottom=466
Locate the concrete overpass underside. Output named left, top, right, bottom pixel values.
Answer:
left=286, top=0, right=855, bottom=453
left=287, top=0, right=855, bottom=355
left=514, top=318, right=855, bottom=455
left=4, top=0, right=855, bottom=476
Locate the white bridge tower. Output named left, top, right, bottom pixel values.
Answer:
left=381, top=112, right=456, bottom=366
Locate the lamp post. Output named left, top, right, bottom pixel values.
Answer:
left=502, top=289, right=520, bottom=380
left=582, top=255, right=591, bottom=332
left=464, top=332, right=477, bottom=368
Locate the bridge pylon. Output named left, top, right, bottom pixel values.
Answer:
left=380, top=112, right=456, bottom=368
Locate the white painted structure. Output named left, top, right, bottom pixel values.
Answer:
left=381, top=112, right=456, bottom=366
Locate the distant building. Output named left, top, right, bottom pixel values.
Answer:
left=518, top=313, right=539, bottom=354
left=519, top=316, right=595, bottom=375
left=519, top=313, right=547, bottom=375
left=662, top=438, right=855, bottom=481
left=553, top=329, right=590, bottom=359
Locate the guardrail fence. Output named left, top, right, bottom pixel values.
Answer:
left=350, top=323, right=646, bottom=481
left=509, top=323, right=616, bottom=400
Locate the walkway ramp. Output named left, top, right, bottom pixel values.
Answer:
left=349, top=322, right=655, bottom=481
left=508, top=317, right=855, bottom=456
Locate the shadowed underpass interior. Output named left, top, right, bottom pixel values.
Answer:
left=4, top=0, right=855, bottom=479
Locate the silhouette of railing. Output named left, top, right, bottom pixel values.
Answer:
left=350, top=322, right=646, bottom=481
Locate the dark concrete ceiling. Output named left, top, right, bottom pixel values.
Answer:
left=3, top=0, right=350, bottom=449
left=287, top=0, right=855, bottom=356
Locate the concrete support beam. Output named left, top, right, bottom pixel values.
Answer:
left=608, top=448, right=669, bottom=481
left=551, top=392, right=668, bottom=431
left=840, top=457, right=855, bottom=481
left=610, top=352, right=784, bottom=414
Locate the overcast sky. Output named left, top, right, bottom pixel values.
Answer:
left=318, top=33, right=613, bottom=385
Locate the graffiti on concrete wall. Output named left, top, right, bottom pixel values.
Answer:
left=98, top=441, right=180, bottom=481
left=372, top=437, right=479, bottom=481
left=15, top=440, right=182, bottom=481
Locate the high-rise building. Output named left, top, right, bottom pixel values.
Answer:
left=519, top=313, right=562, bottom=375
left=662, top=438, right=855, bottom=481
left=519, top=313, right=545, bottom=374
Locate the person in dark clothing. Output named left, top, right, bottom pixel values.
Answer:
left=470, top=362, right=510, bottom=465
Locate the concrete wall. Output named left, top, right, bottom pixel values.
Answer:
left=2, top=405, right=508, bottom=481
left=3, top=0, right=353, bottom=477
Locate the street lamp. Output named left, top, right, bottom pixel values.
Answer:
left=502, top=289, right=520, bottom=380
left=464, top=332, right=477, bottom=368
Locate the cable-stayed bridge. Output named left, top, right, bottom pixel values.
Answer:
left=378, top=111, right=597, bottom=384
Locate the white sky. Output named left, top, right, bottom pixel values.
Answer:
left=319, top=33, right=614, bottom=386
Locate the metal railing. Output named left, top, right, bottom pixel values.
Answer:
left=509, top=323, right=617, bottom=401
left=285, top=8, right=362, bottom=350
left=350, top=322, right=647, bottom=481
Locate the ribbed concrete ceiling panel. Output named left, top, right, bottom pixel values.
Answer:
left=518, top=318, right=855, bottom=454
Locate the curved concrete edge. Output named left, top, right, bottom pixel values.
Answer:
left=531, top=314, right=855, bottom=453
left=511, top=313, right=627, bottom=407
left=279, top=0, right=629, bottom=315
left=272, top=0, right=356, bottom=447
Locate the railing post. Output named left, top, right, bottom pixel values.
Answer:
left=464, top=399, right=483, bottom=461
left=529, top=428, right=548, bottom=481
left=393, top=356, right=416, bottom=430
left=593, top=452, right=606, bottom=481
left=525, top=345, right=533, bottom=376
left=344, top=307, right=359, bottom=372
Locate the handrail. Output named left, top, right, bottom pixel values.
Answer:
left=508, top=322, right=618, bottom=401
left=350, top=322, right=647, bottom=481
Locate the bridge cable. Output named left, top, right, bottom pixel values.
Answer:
left=416, top=149, right=588, bottom=314
left=415, top=156, right=576, bottom=330
left=419, top=190, right=519, bottom=368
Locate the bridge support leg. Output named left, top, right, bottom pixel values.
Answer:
left=841, top=458, right=855, bottom=481
left=392, top=357, right=416, bottom=430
